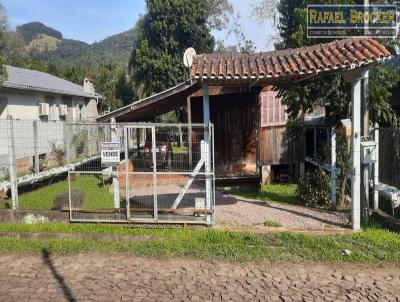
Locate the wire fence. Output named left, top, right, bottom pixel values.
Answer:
left=377, top=127, right=400, bottom=215
left=379, top=127, right=400, bottom=189
left=0, top=119, right=215, bottom=225
left=0, top=118, right=69, bottom=209
left=303, top=124, right=400, bottom=216
left=66, top=123, right=215, bottom=224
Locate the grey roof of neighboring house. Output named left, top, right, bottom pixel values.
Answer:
left=2, top=65, right=102, bottom=98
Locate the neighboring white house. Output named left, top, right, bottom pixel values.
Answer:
left=0, top=65, right=106, bottom=121
left=0, top=66, right=107, bottom=176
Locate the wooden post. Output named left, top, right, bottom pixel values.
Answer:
left=136, top=128, right=140, bottom=150
left=261, top=165, right=271, bottom=184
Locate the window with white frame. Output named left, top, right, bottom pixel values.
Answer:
left=260, top=91, right=288, bottom=127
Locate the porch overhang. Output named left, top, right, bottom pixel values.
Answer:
left=192, top=38, right=391, bottom=86
left=96, top=38, right=391, bottom=125
left=97, top=81, right=201, bottom=122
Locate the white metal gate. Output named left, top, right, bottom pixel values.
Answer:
left=67, top=123, right=214, bottom=225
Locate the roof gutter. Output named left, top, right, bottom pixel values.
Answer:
left=2, top=83, right=99, bottom=99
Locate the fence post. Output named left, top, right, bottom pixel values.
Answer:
left=63, top=123, right=69, bottom=164
left=331, top=127, right=337, bottom=210
left=152, top=126, right=158, bottom=220
left=6, top=116, right=18, bottom=209
left=111, top=118, right=120, bottom=208
left=187, top=97, right=193, bottom=168
left=65, top=122, right=72, bottom=221
left=373, top=123, right=379, bottom=209
left=33, top=120, right=40, bottom=173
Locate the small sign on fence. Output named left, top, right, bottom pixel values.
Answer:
left=100, top=141, right=120, bottom=167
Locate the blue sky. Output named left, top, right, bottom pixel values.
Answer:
left=3, top=0, right=275, bottom=50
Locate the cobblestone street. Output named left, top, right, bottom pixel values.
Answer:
left=0, top=253, right=399, bottom=301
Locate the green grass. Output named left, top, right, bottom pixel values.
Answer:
left=173, top=146, right=187, bottom=154
left=233, top=183, right=298, bottom=205
left=263, top=220, right=282, bottom=227
left=15, top=175, right=113, bottom=210
left=0, top=223, right=399, bottom=263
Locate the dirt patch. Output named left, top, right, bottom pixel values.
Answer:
left=53, top=190, right=84, bottom=210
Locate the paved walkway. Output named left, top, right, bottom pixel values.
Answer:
left=0, top=253, right=399, bottom=301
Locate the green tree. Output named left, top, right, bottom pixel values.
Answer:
left=130, top=0, right=231, bottom=97
left=253, top=0, right=400, bottom=207
left=63, top=65, right=86, bottom=85
left=115, top=67, right=134, bottom=106
left=90, top=64, right=122, bottom=110
left=268, top=0, right=400, bottom=126
left=0, top=1, right=7, bottom=83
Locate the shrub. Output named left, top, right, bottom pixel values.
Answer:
left=296, top=167, right=331, bottom=209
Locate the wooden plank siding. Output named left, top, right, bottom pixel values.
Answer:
left=259, top=87, right=304, bottom=166
left=189, top=87, right=304, bottom=178
left=190, top=91, right=259, bottom=176
left=259, top=126, right=304, bottom=165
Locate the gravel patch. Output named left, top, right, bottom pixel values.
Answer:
left=215, top=193, right=350, bottom=230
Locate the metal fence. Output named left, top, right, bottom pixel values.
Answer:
left=66, top=123, right=215, bottom=224
left=379, top=127, right=400, bottom=189
left=325, top=127, right=400, bottom=215
left=0, top=118, right=68, bottom=209
left=0, top=118, right=215, bottom=225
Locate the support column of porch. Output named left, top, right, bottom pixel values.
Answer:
left=361, top=72, right=370, bottom=216
left=373, top=123, right=379, bottom=209
left=344, top=68, right=368, bottom=230
left=203, top=82, right=212, bottom=224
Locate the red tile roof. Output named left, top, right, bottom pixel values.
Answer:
left=191, top=38, right=391, bottom=84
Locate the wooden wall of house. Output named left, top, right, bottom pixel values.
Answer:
left=258, top=85, right=304, bottom=166
left=190, top=90, right=258, bottom=176
left=259, top=126, right=304, bottom=165
left=189, top=86, right=304, bottom=178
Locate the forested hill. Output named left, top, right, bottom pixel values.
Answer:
left=17, top=22, right=137, bottom=69
left=17, top=22, right=63, bottom=42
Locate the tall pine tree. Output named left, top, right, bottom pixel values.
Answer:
left=129, top=0, right=218, bottom=97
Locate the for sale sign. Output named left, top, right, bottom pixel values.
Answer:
left=100, top=142, right=120, bottom=167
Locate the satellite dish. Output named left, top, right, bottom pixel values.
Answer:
left=183, top=47, right=196, bottom=68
